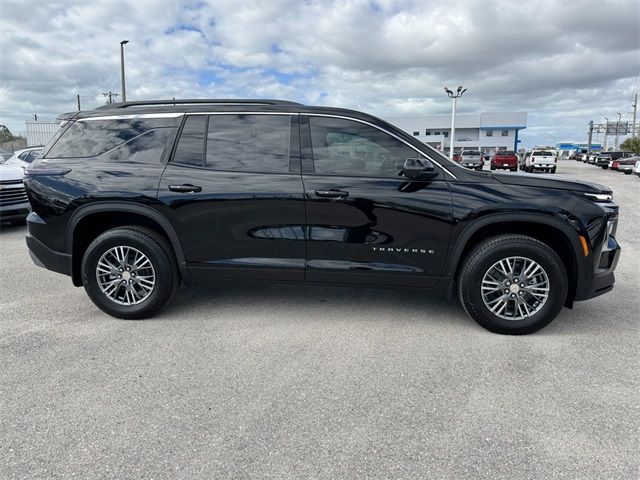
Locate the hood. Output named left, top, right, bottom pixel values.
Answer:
left=0, top=164, right=25, bottom=182
left=490, top=172, right=611, bottom=194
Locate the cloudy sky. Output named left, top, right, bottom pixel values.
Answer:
left=1, top=0, right=639, bottom=147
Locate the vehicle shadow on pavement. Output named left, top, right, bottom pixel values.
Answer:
left=162, top=281, right=476, bottom=329
left=158, top=281, right=618, bottom=337
left=0, top=222, right=27, bottom=233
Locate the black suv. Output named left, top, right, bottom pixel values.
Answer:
left=24, top=99, right=621, bottom=334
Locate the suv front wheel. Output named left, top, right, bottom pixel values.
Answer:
left=81, top=226, right=179, bottom=319
left=458, top=235, right=568, bottom=334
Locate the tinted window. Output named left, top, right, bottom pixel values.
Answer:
left=100, top=128, right=178, bottom=163
left=463, top=151, right=481, bottom=156
left=308, top=116, right=424, bottom=177
left=46, top=118, right=178, bottom=158
left=206, top=114, right=291, bottom=173
left=533, top=151, right=553, bottom=156
left=173, top=115, right=207, bottom=167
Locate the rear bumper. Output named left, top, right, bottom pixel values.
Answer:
left=531, top=164, right=555, bottom=170
left=26, top=231, right=71, bottom=276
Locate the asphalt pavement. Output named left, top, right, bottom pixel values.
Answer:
left=1, top=160, right=638, bottom=479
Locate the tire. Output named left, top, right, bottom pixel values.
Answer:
left=458, top=235, right=568, bottom=335
left=9, top=219, right=27, bottom=226
left=601, top=166, right=608, bottom=170
left=624, top=171, right=632, bottom=175
left=81, top=226, right=179, bottom=319
left=551, top=167, right=556, bottom=174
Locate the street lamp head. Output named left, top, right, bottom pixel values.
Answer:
left=120, top=40, right=129, bottom=45
left=460, top=88, right=467, bottom=96
left=457, top=85, right=463, bottom=92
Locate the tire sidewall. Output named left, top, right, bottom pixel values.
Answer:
left=464, top=241, right=567, bottom=334
left=82, top=231, right=173, bottom=318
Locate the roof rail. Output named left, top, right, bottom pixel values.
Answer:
left=95, top=99, right=303, bottom=110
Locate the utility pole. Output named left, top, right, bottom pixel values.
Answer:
left=603, top=117, right=609, bottom=151
left=102, top=91, right=119, bottom=104
left=587, top=121, right=593, bottom=153
left=76, top=94, right=81, bottom=111
left=444, top=85, right=467, bottom=159
left=120, top=40, right=129, bottom=102
left=615, top=112, right=621, bottom=149
left=33, top=113, right=38, bottom=121
left=632, top=93, right=638, bottom=138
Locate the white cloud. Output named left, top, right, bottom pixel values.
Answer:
left=0, top=0, right=638, bottom=147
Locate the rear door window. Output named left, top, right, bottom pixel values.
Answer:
left=172, top=115, right=207, bottom=167
left=205, top=114, right=291, bottom=173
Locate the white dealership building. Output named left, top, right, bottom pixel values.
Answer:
left=386, top=112, right=527, bottom=156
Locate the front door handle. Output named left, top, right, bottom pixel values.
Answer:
left=169, top=184, right=202, bottom=193
left=315, top=189, right=349, bottom=199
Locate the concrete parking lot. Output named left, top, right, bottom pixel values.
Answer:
left=1, top=160, right=638, bottom=479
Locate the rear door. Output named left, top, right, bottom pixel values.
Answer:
left=300, top=115, right=453, bottom=287
left=157, top=113, right=306, bottom=281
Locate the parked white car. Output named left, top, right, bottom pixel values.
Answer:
left=0, top=163, right=30, bottom=224
left=3, top=147, right=43, bottom=169
left=633, top=158, right=640, bottom=177
left=524, top=150, right=557, bottom=173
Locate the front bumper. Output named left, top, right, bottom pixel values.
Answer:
left=0, top=204, right=30, bottom=222
left=575, top=235, right=621, bottom=301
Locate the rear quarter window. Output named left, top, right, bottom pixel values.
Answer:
left=45, top=117, right=180, bottom=161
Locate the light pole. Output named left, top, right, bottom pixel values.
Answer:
left=120, top=40, right=129, bottom=102
left=444, top=85, right=467, bottom=160
left=603, top=117, right=609, bottom=151
left=614, top=112, right=621, bottom=149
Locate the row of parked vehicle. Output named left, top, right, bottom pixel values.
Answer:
left=453, top=149, right=557, bottom=173
left=0, top=146, right=43, bottom=225
left=572, top=150, right=640, bottom=177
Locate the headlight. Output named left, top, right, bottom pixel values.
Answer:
left=584, top=192, right=613, bottom=202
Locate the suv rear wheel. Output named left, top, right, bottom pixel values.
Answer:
left=81, top=226, right=179, bottom=319
left=458, top=235, right=568, bottom=334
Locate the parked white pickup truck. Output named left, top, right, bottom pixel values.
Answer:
left=525, top=150, right=557, bottom=173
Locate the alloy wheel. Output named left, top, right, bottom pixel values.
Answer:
left=96, top=246, right=156, bottom=305
left=480, top=256, right=550, bottom=321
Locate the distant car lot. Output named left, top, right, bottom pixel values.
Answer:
left=0, top=160, right=638, bottom=479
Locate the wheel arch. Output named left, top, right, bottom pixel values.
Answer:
left=66, top=202, right=187, bottom=286
left=447, top=213, right=586, bottom=307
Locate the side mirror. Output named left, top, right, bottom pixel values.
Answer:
left=402, top=158, right=437, bottom=179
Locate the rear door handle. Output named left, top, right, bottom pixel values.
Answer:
left=169, top=184, right=202, bottom=193
left=314, top=189, right=349, bottom=199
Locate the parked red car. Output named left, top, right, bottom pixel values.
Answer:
left=490, top=151, right=518, bottom=171
left=452, top=153, right=461, bottom=162
left=611, top=160, right=620, bottom=170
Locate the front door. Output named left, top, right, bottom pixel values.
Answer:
left=157, top=113, right=306, bottom=281
left=300, top=115, right=453, bottom=287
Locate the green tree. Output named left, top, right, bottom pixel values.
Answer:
left=620, top=137, right=640, bottom=154
left=0, top=125, right=16, bottom=144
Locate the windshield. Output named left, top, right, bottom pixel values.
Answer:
left=463, top=151, right=481, bottom=156
left=533, top=151, right=553, bottom=156
left=495, top=151, right=515, bottom=156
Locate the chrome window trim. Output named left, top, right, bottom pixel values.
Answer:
left=78, top=113, right=185, bottom=121
left=188, top=112, right=294, bottom=116
left=303, top=113, right=458, bottom=180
